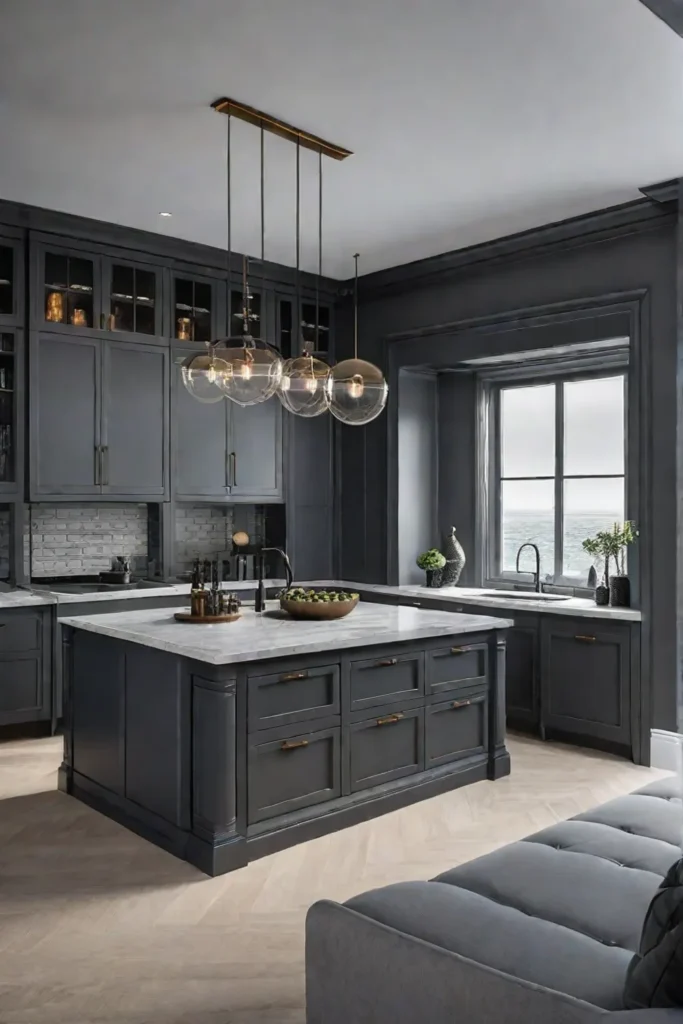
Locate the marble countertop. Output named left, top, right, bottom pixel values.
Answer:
left=0, top=589, right=58, bottom=609
left=306, top=581, right=642, bottom=622
left=28, top=578, right=286, bottom=605
left=58, top=602, right=513, bottom=666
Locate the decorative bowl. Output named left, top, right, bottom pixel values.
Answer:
left=279, top=589, right=359, bottom=620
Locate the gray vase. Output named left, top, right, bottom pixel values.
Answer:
left=441, top=527, right=466, bottom=587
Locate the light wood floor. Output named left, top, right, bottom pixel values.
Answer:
left=0, top=734, right=667, bottom=1024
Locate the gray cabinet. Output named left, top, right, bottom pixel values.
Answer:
left=31, top=333, right=169, bottom=500
left=0, top=608, right=51, bottom=727
left=541, top=618, right=631, bottom=751
left=348, top=706, right=424, bottom=792
left=426, top=688, right=488, bottom=769
left=248, top=726, right=341, bottom=824
left=101, top=341, right=168, bottom=497
left=31, top=334, right=101, bottom=496
left=505, top=615, right=540, bottom=731
left=171, top=347, right=283, bottom=502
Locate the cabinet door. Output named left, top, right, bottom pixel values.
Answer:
left=103, top=258, right=163, bottom=339
left=172, top=349, right=229, bottom=499
left=0, top=656, right=49, bottom=725
left=248, top=726, right=341, bottom=824
left=102, top=341, right=168, bottom=497
left=0, top=330, right=19, bottom=494
left=31, top=334, right=101, bottom=496
left=348, top=707, right=423, bottom=793
left=541, top=620, right=630, bottom=747
left=229, top=398, right=282, bottom=499
left=38, top=244, right=99, bottom=333
left=506, top=616, right=540, bottom=730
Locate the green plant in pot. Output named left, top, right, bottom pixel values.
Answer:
left=582, top=521, right=637, bottom=608
left=416, top=549, right=446, bottom=588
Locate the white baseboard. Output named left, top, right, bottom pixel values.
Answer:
left=650, top=729, right=683, bottom=771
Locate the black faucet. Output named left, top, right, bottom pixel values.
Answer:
left=255, top=547, right=293, bottom=612
left=515, top=542, right=542, bottom=593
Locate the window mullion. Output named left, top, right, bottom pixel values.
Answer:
left=554, top=381, right=564, bottom=582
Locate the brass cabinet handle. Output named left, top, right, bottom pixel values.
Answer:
left=280, top=670, right=308, bottom=682
left=225, top=451, right=230, bottom=489
left=102, top=446, right=109, bottom=487
left=376, top=713, right=404, bottom=726
left=231, top=452, right=237, bottom=487
left=451, top=699, right=471, bottom=709
left=450, top=646, right=469, bottom=655
left=281, top=739, right=309, bottom=751
left=375, top=658, right=397, bottom=667
left=574, top=635, right=596, bottom=643
left=94, top=446, right=101, bottom=485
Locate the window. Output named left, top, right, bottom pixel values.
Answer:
left=488, top=371, right=626, bottom=588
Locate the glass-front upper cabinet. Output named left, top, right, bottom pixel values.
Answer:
left=105, top=259, right=162, bottom=337
left=0, top=332, right=17, bottom=489
left=277, top=295, right=332, bottom=360
left=43, top=249, right=95, bottom=329
left=0, top=245, right=15, bottom=319
left=173, top=274, right=215, bottom=343
left=301, top=301, right=330, bottom=355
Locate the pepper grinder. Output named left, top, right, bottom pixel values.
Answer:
left=254, top=553, right=266, bottom=613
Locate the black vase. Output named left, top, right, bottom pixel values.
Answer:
left=609, top=575, right=631, bottom=608
left=595, top=584, right=609, bottom=607
left=425, top=568, right=443, bottom=588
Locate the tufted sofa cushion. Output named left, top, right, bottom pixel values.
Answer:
left=343, top=776, right=682, bottom=1011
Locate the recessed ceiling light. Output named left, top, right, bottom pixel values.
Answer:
left=158, top=211, right=172, bottom=218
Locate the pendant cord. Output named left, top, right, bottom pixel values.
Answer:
left=242, top=256, right=249, bottom=340
left=316, top=149, right=322, bottom=358
left=260, top=121, right=265, bottom=340
left=295, top=136, right=301, bottom=355
left=226, top=112, right=232, bottom=345
left=353, top=252, right=359, bottom=360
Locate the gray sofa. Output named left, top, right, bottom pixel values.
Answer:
left=306, top=777, right=683, bottom=1023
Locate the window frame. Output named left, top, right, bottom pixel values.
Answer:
left=478, top=353, right=628, bottom=593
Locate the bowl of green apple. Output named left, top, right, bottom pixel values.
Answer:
left=279, top=587, right=360, bottom=620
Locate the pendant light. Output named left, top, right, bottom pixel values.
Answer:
left=214, top=113, right=283, bottom=406
left=278, top=146, right=331, bottom=418
left=326, top=254, right=388, bottom=425
left=181, top=345, right=230, bottom=404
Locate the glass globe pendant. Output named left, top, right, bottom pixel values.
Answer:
left=181, top=345, right=229, bottom=404
left=279, top=343, right=330, bottom=417
left=327, top=254, right=388, bottom=426
left=216, top=257, right=283, bottom=407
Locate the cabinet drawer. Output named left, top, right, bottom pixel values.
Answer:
left=348, top=650, right=423, bottom=711
left=248, top=663, right=340, bottom=732
left=426, top=691, right=488, bottom=769
left=248, top=726, right=340, bottom=824
left=348, top=707, right=424, bottom=793
left=426, top=642, right=488, bottom=695
left=0, top=656, right=45, bottom=719
left=0, top=612, right=42, bottom=653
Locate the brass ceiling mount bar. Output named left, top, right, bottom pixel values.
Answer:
left=211, top=97, right=352, bottom=161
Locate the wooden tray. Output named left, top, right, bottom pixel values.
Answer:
left=174, top=612, right=241, bottom=624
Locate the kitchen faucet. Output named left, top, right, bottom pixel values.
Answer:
left=515, top=542, right=542, bottom=593
left=255, top=546, right=293, bottom=612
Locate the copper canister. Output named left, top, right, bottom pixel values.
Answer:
left=177, top=317, right=192, bottom=341
left=46, top=291, right=64, bottom=322
left=71, top=307, right=87, bottom=327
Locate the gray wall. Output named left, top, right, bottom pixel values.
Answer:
left=338, top=206, right=677, bottom=732
left=438, top=374, right=477, bottom=586
left=397, top=370, right=438, bottom=584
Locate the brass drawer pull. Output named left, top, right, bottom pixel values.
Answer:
left=280, top=670, right=308, bottom=682
left=376, top=713, right=404, bottom=726
left=574, top=635, right=596, bottom=643
left=281, top=739, right=309, bottom=751
left=451, top=699, right=471, bottom=709
left=376, top=658, right=398, bottom=667
left=450, top=646, right=469, bottom=655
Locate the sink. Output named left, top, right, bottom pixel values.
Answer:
left=478, top=591, right=570, bottom=602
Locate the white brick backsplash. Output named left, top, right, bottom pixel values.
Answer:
left=174, top=505, right=235, bottom=573
left=30, top=504, right=149, bottom=577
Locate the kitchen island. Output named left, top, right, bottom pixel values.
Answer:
left=59, top=601, right=512, bottom=876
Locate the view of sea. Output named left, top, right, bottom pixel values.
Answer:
left=502, top=511, right=624, bottom=582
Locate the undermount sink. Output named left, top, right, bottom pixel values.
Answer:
left=478, top=591, right=570, bottom=602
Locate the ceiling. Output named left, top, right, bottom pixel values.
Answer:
left=1, top=0, right=682, bottom=279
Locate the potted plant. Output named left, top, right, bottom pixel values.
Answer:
left=416, top=549, right=446, bottom=588
left=582, top=521, right=637, bottom=608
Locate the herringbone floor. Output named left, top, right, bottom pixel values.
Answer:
left=0, top=734, right=667, bottom=1024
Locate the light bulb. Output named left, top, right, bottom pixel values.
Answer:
left=305, top=376, right=318, bottom=394
left=207, top=365, right=217, bottom=384
left=348, top=375, right=365, bottom=399
left=326, top=358, right=388, bottom=425
left=240, top=362, right=253, bottom=381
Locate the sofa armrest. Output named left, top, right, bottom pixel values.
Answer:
left=306, top=899, right=608, bottom=1024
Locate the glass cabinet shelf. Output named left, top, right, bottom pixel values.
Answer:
left=0, top=246, right=14, bottom=317
left=44, top=251, right=94, bottom=328
left=230, top=288, right=262, bottom=339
